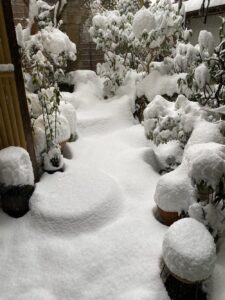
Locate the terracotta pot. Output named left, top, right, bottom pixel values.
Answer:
left=156, top=206, right=179, bottom=226
left=31, top=21, right=39, bottom=35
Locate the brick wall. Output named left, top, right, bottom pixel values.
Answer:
left=11, top=0, right=29, bottom=26
left=60, top=0, right=104, bottom=71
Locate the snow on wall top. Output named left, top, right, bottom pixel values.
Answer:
left=174, top=0, right=225, bottom=13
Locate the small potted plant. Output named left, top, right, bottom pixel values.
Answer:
left=186, top=143, right=225, bottom=205
left=43, top=145, right=64, bottom=173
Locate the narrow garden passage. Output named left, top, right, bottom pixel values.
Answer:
left=0, top=77, right=224, bottom=300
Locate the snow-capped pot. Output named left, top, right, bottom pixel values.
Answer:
left=43, top=146, right=64, bottom=173
left=154, top=164, right=195, bottom=225
left=0, top=147, right=35, bottom=218
left=162, top=218, right=216, bottom=283
left=184, top=143, right=225, bottom=201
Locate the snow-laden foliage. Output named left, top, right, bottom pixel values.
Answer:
left=143, top=94, right=207, bottom=145
left=185, top=143, right=225, bottom=191
left=175, top=18, right=225, bottom=108
left=90, top=0, right=184, bottom=95
left=16, top=0, right=76, bottom=170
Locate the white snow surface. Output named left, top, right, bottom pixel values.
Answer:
left=0, top=73, right=170, bottom=300
left=132, top=8, right=156, bottom=39
left=1, top=70, right=225, bottom=299
left=30, top=164, right=123, bottom=234
left=174, top=0, right=225, bottom=12
left=162, top=218, right=216, bottom=282
left=0, top=146, right=34, bottom=186
left=186, top=120, right=225, bottom=147
left=59, top=101, right=77, bottom=139
left=137, top=70, right=186, bottom=102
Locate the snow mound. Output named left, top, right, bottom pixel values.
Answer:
left=41, top=26, right=76, bottom=62
left=198, top=30, right=214, bottom=56
left=187, top=121, right=225, bottom=147
left=34, top=113, right=70, bottom=146
left=162, top=218, right=216, bottom=282
left=137, top=71, right=186, bottom=102
left=184, top=143, right=225, bottom=189
left=77, top=96, right=134, bottom=136
left=154, top=164, right=195, bottom=214
left=119, top=288, right=157, bottom=300
left=30, top=164, right=123, bottom=234
left=194, top=63, right=210, bottom=88
left=154, top=140, right=184, bottom=169
left=59, top=101, right=77, bottom=140
left=133, top=8, right=156, bottom=39
left=0, top=146, right=34, bottom=186
left=67, top=70, right=103, bottom=109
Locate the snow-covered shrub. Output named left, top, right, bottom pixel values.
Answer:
left=185, top=143, right=225, bottom=192
left=16, top=0, right=76, bottom=170
left=143, top=94, right=205, bottom=145
left=59, top=101, right=77, bottom=141
left=186, top=120, right=225, bottom=148
left=183, top=142, right=225, bottom=239
left=137, top=70, right=185, bottom=102
left=189, top=201, right=225, bottom=240
left=90, top=0, right=184, bottom=95
left=177, top=18, right=225, bottom=108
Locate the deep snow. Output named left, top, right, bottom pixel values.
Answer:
left=0, top=76, right=225, bottom=299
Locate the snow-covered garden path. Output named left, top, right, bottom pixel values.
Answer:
left=0, top=87, right=170, bottom=299
left=1, top=78, right=225, bottom=300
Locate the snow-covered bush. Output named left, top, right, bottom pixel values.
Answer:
left=177, top=18, right=225, bottom=108
left=90, top=0, right=184, bottom=95
left=184, top=143, right=225, bottom=238
left=143, top=94, right=205, bottom=145
left=16, top=0, right=77, bottom=171
left=185, top=143, right=225, bottom=192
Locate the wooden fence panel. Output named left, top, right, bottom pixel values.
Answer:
left=0, top=0, right=39, bottom=180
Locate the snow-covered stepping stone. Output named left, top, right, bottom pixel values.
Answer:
left=30, top=164, right=123, bottom=234
left=162, top=218, right=216, bottom=283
